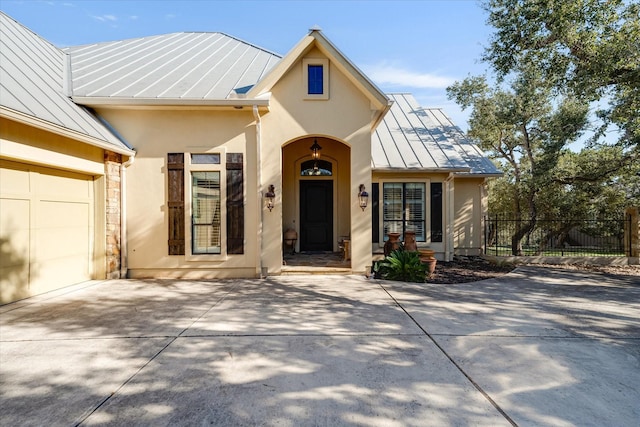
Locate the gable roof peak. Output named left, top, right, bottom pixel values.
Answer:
left=309, top=25, right=323, bottom=32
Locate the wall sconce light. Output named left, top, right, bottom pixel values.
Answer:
left=265, top=184, right=276, bottom=211
left=358, top=184, right=369, bottom=211
left=310, top=138, right=322, bottom=160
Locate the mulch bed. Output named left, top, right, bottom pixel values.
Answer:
left=429, top=256, right=640, bottom=284
left=428, top=257, right=515, bottom=284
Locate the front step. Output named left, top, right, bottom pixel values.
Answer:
left=280, top=266, right=353, bottom=275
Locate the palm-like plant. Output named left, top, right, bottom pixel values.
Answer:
left=377, top=249, right=428, bottom=283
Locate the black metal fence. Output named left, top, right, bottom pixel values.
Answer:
left=484, top=214, right=632, bottom=257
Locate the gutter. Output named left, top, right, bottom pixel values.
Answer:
left=72, top=96, right=270, bottom=108
left=372, top=166, right=470, bottom=174
left=253, top=105, right=264, bottom=278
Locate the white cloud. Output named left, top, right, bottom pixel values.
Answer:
left=129, top=15, right=138, bottom=20
left=92, top=14, right=117, bottom=22
left=365, top=63, right=455, bottom=89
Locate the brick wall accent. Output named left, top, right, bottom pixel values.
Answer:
left=105, top=151, right=122, bottom=278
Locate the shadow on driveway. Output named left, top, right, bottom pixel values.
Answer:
left=1, top=267, right=638, bottom=426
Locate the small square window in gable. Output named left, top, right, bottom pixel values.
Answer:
left=303, top=58, right=329, bottom=100
left=308, top=65, right=323, bottom=94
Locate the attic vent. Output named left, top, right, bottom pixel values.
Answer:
left=229, top=85, right=253, bottom=99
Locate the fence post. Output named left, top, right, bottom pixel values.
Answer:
left=625, top=207, right=639, bottom=261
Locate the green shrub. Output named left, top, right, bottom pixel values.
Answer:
left=377, top=249, right=428, bottom=283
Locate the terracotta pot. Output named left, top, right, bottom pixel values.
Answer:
left=284, top=228, right=297, bottom=243
left=418, top=249, right=435, bottom=259
left=384, top=232, right=401, bottom=256
left=422, top=257, right=437, bottom=277
left=283, top=229, right=298, bottom=254
left=403, top=231, right=417, bottom=252
left=418, top=248, right=437, bottom=277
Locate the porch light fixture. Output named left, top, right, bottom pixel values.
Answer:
left=310, top=139, right=322, bottom=160
left=358, top=184, right=369, bottom=211
left=265, top=184, right=276, bottom=212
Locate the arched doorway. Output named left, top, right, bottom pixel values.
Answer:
left=281, top=137, right=350, bottom=256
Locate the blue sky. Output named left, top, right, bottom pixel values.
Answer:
left=1, top=0, right=492, bottom=129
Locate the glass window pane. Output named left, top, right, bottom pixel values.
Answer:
left=191, top=153, right=220, bottom=164
left=192, top=171, right=221, bottom=254
left=382, top=182, right=426, bottom=242
left=308, top=65, right=323, bottom=94
left=301, top=159, right=332, bottom=176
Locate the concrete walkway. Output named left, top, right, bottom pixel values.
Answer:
left=1, top=267, right=638, bottom=426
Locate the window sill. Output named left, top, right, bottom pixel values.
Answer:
left=185, top=254, right=228, bottom=262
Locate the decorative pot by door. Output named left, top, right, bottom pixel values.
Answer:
left=419, top=249, right=437, bottom=277
left=403, top=231, right=417, bottom=252
left=384, top=232, right=401, bottom=256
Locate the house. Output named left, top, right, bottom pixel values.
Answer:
left=0, top=13, right=134, bottom=303
left=0, top=13, right=501, bottom=303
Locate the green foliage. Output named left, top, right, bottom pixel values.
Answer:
left=482, top=0, right=640, bottom=148
left=448, top=0, right=640, bottom=254
left=377, top=249, right=428, bottom=283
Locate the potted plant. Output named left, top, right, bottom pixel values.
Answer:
left=376, top=249, right=428, bottom=283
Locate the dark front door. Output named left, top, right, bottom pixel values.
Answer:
left=300, top=180, right=333, bottom=251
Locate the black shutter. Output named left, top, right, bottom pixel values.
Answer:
left=226, top=153, right=244, bottom=254
left=167, top=153, right=185, bottom=255
left=372, top=183, right=379, bottom=243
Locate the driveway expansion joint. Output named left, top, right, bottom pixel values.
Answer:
left=378, top=282, right=519, bottom=427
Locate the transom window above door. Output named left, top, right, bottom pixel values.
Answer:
left=301, top=159, right=332, bottom=176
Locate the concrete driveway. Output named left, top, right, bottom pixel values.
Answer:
left=1, top=266, right=638, bottom=426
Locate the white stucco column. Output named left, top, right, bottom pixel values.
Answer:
left=350, top=126, right=372, bottom=274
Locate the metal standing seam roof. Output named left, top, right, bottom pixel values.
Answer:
left=0, top=12, right=132, bottom=152
left=63, top=32, right=282, bottom=100
left=373, top=93, right=502, bottom=176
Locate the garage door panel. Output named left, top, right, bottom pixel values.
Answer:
left=0, top=164, right=30, bottom=194
left=0, top=198, right=30, bottom=267
left=0, top=198, right=31, bottom=303
left=1, top=161, right=95, bottom=304
left=30, top=255, right=90, bottom=296
left=37, top=170, right=92, bottom=199
left=38, top=200, right=90, bottom=228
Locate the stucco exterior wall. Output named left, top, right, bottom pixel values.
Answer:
left=260, top=47, right=375, bottom=274
left=95, top=108, right=260, bottom=279
left=88, top=45, right=384, bottom=278
left=1, top=118, right=106, bottom=175
left=453, top=177, right=486, bottom=256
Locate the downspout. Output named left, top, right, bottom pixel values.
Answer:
left=481, top=179, right=488, bottom=256
left=445, top=172, right=455, bottom=262
left=120, top=154, right=135, bottom=278
left=253, top=105, right=264, bottom=278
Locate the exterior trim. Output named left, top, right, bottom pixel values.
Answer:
left=1, top=106, right=135, bottom=157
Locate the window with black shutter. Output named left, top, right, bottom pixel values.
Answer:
left=226, top=153, right=244, bottom=254
left=167, top=153, right=185, bottom=255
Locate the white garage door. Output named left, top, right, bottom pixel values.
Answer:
left=1, top=160, right=95, bottom=304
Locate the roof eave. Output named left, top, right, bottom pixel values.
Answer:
left=454, top=172, right=504, bottom=178
left=372, top=167, right=471, bottom=173
left=1, top=106, right=135, bottom=156
left=72, top=96, right=271, bottom=108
